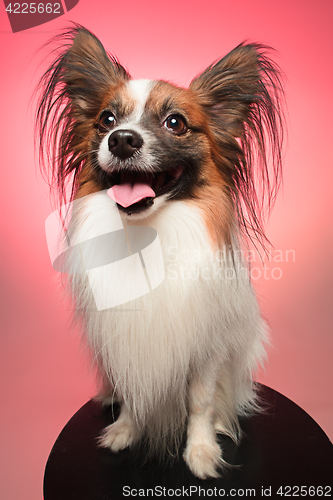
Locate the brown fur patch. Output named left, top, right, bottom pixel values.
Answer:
left=101, top=82, right=137, bottom=120
left=190, top=161, right=233, bottom=249
left=146, top=81, right=207, bottom=130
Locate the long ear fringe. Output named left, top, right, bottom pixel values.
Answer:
left=191, top=43, right=285, bottom=252
left=239, top=45, right=285, bottom=251
left=34, top=23, right=129, bottom=207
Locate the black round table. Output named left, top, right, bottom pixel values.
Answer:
left=44, top=385, right=333, bottom=499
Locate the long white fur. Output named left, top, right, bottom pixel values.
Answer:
left=67, top=190, right=268, bottom=479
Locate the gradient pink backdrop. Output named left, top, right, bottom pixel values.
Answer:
left=1, top=1, right=332, bottom=498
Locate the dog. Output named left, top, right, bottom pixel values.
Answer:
left=36, top=24, right=284, bottom=479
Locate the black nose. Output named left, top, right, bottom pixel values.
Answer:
left=108, top=129, right=143, bottom=160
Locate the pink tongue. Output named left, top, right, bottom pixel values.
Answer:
left=107, top=173, right=155, bottom=208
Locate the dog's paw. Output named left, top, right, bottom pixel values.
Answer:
left=183, top=440, right=222, bottom=479
left=99, top=419, right=137, bottom=452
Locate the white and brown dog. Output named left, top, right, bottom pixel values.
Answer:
left=37, top=25, right=284, bottom=479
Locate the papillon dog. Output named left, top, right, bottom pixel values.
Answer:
left=36, top=25, right=284, bottom=479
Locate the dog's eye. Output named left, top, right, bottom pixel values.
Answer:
left=164, top=115, right=188, bottom=135
left=98, top=111, right=117, bottom=132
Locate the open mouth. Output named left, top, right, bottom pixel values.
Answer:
left=106, top=166, right=183, bottom=214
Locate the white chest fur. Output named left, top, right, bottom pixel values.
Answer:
left=67, top=191, right=267, bottom=445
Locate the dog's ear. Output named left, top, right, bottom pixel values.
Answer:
left=39, top=25, right=130, bottom=117
left=190, top=43, right=279, bottom=138
left=190, top=43, right=285, bottom=247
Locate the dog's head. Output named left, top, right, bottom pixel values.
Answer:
left=36, top=25, right=284, bottom=244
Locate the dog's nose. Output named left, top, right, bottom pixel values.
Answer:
left=108, top=129, right=143, bottom=160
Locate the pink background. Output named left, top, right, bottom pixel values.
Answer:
left=1, top=0, right=332, bottom=498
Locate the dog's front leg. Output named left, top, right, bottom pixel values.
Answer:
left=184, top=360, right=222, bottom=479
left=99, top=403, right=139, bottom=452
